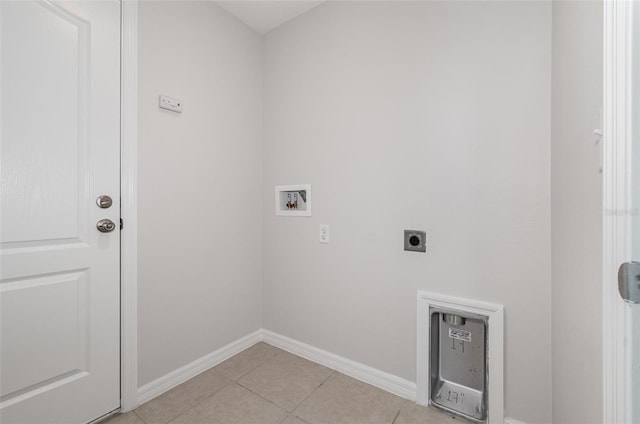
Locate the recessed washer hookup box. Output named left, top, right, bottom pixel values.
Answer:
left=429, top=307, right=488, bottom=423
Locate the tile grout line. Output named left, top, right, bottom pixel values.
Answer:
left=162, top=377, right=233, bottom=424
left=290, top=370, right=336, bottom=416
left=132, top=410, right=147, bottom=424
left=161, top=374, right=233, bottom=424
left=235, top=362, right=335, bottom=415
left=183, top=372, right=233, bottom=411
left=231, top=346, right=283, bottom=382
left=234, top=380, right=290, bottom=414
left=169, top=344, right=282, bottom=420
left=287, top=413, right=312, bottom=424
left=164, top=404, right=193, bottom=424
left=236, top=349, right=334, bottom=414
left=147, top=345, right=287, bottom=424
left=390, top=404, right=402, bottom=424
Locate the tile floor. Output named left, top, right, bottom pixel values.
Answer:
left=104, top=343, right=462, bottom=424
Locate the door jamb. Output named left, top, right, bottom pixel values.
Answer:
left=121, top=0, right=138, bottom=412
left=602, top=1, right=634, bottom=422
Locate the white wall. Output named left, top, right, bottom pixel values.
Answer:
left=551, top=1, right=603, bottom=423
left=261, top=2, right=552, bottom=423
left=137, top=1, right=262, bottom=386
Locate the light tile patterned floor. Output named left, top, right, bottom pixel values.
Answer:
left=104, top=343, right=463, bottom=424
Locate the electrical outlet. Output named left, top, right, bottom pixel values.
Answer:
left=404, top=230, right=426, bottom=252
left=319, top=224, right=329, bottom=243
left=159, top=94, right=183, bottom=113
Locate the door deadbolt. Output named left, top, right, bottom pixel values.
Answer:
left=97, top=219, right=116, bottom=233
left=618, top=261, right=640, bottom=304
left=96, top=195, right=113, bottom=209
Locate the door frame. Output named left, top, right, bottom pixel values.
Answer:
left=120, top=0, right=138, bottom=412
left=602, top=0, right=635, bottom=422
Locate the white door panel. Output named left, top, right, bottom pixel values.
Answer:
left=1, top=1, right=121, bottom=423
left=1, top=1, right=87, bottom=244
left=1, top=271, right=89, bottom=397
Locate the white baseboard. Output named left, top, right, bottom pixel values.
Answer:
left=261, top=329, right=417, bottom=401
left=137, top=330, right=262, bottom=405
left=504, top=418, right=527, bottom=424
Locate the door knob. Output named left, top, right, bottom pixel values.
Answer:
left=97, top=219, right=116, bottom=233
left=96, top=195, right=113, bottom=208
left=619, top=261, right=640, bottom=304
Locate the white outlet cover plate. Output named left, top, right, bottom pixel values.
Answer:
left=319, top=224, right=329, bottom=243
left=159, top=94, right=183, bottom=113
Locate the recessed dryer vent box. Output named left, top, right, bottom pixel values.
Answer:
left=275, top=184, right=311, bottom=216
left=417, top=292, right=504, bottom=424
left=429, top=307, right=488, bottom=422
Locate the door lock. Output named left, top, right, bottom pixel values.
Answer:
left=618, top=261, right=640, bottom=304
left=96, top=219, right=116, bottom=233
left=96, top=195, right=113, bottom=209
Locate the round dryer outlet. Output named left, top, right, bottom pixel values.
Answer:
left=404, top=230, right=426, bottom=252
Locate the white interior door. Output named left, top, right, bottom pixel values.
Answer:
left=0, top=1, right=121, bottom=423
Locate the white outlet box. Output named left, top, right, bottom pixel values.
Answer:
left=159, top=94, right=183, bottom=113
left=319, top=224, right=329, bottom=243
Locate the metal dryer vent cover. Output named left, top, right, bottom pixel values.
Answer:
left=429, top=307, right=489, bottom=423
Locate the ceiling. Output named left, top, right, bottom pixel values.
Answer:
left=215, top=1, right=325, bottom=34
